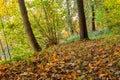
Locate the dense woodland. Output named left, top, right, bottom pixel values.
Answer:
left=0, top=0, right=120, bottom=79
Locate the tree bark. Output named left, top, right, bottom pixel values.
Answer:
left=18, top=0, right=41, bottom=52
left=91, top=0, right=96, bottom=31
left=76, top=0, right=89, bottom=40
left=1, top=21, right=11, bottom=59
left=0, top=39, right=6, bottom=60
left=66, top=0, right=74, bottom=35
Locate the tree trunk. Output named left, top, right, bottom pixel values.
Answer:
left=66, top=0, right=74, bottom=35
left=1, top=20, right=11, bottom=59
left=0, top=39, right=6, bottom=60
left=1, top=21, right=11, bottom=59
left=18, top=0, right=41, bottom=52
left=91, top=0, right=96, bottom=31
left=76, top=0, right=89, bottom=40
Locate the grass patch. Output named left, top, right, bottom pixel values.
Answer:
left=65, top=35, right=80, bottom=43
left=65, top=28, right=117, bottom=43
left=0, top=51, right=35, bottom=65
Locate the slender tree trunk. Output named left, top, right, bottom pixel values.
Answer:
left=76, top=0, right=89, bottom=40
left=0, top=39, right=6, bottom=60
left=1, top=21, right=11, bottom=59
left=91, top=0, right=96, bottom=31
left=66, top=0, right=74, bottom=35
left=18, top=0, right=42, bottom=52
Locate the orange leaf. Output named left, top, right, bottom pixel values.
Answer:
left=98, top=69, right=103, bottom=74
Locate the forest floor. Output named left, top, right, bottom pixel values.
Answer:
left=0, top=35, right=120, bottom=80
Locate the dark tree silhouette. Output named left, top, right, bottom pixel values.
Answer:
left=76, top=0, right=89, bottom=40
left=18, top=0, right=42, bottom=52
left=91, top=0, right=96, bottom=31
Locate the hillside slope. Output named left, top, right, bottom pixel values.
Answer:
left=0, top=36, right=120, bottom=80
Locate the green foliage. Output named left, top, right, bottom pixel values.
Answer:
left=0, top=51, right=34, bottom=64
left=27, top=0, right=65, bottom=47
left=65, top=28, right=116, bottom=43
left=0, top=23, right=2, bottom=31
left=65, top=35, right=80, bottom=43
left=96, top=0, right=120, bottom=34
left=89, top=28, right=114, bottom=39
left=0, top=0, right=65, bottom=63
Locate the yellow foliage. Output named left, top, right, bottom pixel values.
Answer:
left=0, top=0, right=18, bottom=19
left=61, top=29, right=69, bottom=38
left=116, top=0, right=120, bottom=4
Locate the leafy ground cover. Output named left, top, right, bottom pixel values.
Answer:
left=0, top=35, right=120, bottom=80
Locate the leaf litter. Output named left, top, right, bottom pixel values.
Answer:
left=0, top=36, right=120, bottom=80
